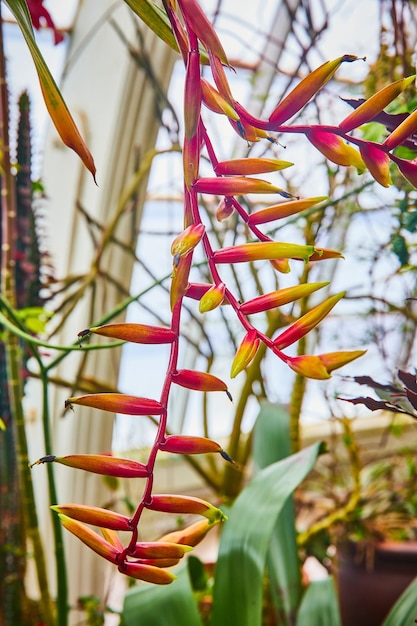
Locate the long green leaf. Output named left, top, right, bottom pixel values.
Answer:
left=122, top=564, right=202, bottom=626
left=211, top=442, right=323, bottom=626
left=296, top=578, right=342, bottom=626
left=383, top=576, right=417, bottom=626
left=253, top=403, right=302, bottom=625
left=5, top=0, right=96, bottom=180
left=123, top=0, right=179, bottom=51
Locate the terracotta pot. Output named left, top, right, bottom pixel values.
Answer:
left=337, top=540, right=417, bottom=626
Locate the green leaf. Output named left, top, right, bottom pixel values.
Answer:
left=253, top=403, right=302, bottom=625
left=296, top=578, right=342, bottom=626
left=5, top=0, right=96, bottom=179
left=383, top=576, right=417, bottom=626
left=123, top=0, right=179, bottom=51
left=211, top=442, right=323, bottom=626
left=122, top=564, right=202, bottom=626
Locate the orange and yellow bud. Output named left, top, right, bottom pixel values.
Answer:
left=193, top=176, right=288, bottom=196
left=239, top=282, right=329, bottom=315
left=359, top=142, right=392, bottom=187
left=184, top=49, right=202, bottom=140
left=65, top=393, right=165, bottom=416
left=159, top=434, right=233, bottom=461
left=389, top=153, right=417, bottom=188
left=268, top=55, right=361, bottom=127
left=171, top=369, right=230, bottom=397
left=57, top=514, right=119, bottom=563
left=199, top=282, right=226, bottom=312
left=286, top=350, right=366, bottom=380
left=171, top=223, right=205, bottom=258
left=274, top=292, right=345, bottom=350
left=213, top=242, right=316, bottom=264
left=31, top=453, right=150, bottom=478
left=158, top=519, right=220, bottom=547
left=215, top=158, right=293, bottom=176
left=132, top=541, right=192, bottom=560
left=52, top=504, right=131, bottom=531
left=170, top=252, right=193, bottom=311
left=146, top=494, right=227, bottom=523
left=339, top=75, right=415, bottom=133
left=230, top=329, right=260, bottom=378
left=181, top=0, right=228, bottom=65
left=270, top=258, right=291, bottom=273
left=89, top=323, right=176, bottom=345
left=248, top=196, right=328, bottom=226
left=307, top=128, right=366, bottom=173
left=201, top=79, right=240, bottom=119
left=121, top=562, right=176, bottom=584
left=101, top=528, right=124, bottom=552
left=383, top=106, right=417, bottom=151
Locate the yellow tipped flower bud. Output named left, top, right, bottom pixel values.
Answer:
left=193, top=176, right=288, bottom=196
left=65, top=393, right=164, bottom=416
left=158, top=519, right=221, bottom=547
left=248, top=196, right=328, bottom=226
left=32, top=453, right=149, bottom=478
left=287, top=350, right=366, bottom=380
left=52, top=504, right=131, bottom=531
left=146, top=494, right=227, bottom=523
left=171, top=223, right=205, bottom=257
left=201, top=79, right=240, bottom=119
left=57, top=514, right=120, bottom=563
left=132, top=542, right=192, bottom=560
left=240, top=282, right=329, bottom=315
left=307, top=128, right=366, bottom=173
left=213, top=242, right=316, bottom=264
left=230, top=329, right=260, bottom=378
left=171, top=369, right=231, bottom=398
left=215, top=158, right=293, bottom=176
left=359, top=143, right=392, bottom=187
left=383, top=106, right=417, bottom=151
left=89, top=323, right=176, bottom=344
left=122, top=562, right=176, bottom=584
left=199, top=282, right=226, bottom=312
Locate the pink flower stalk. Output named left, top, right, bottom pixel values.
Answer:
left=339, top=75, right=415, bottom=132
left=89, top=323, right=177, bottom=344
left=359, top=142, right=392, bottom=187
left=248, top=196, right=328, bottom=226
left=32, top=453, right=150, bottom=478
left=274, top=292, right=345, bottom=350
left=307, top=128, right=366, bottom=172
left=230, top=329, right=260, bottom=378
left=239, top=282, right=329, bottom=315
left=286, top=350, right=366, bottom=380
left=215, top=158, right=293, bottom=176
left=51, top=504, right=132, bottom=531
left=171, top=223, right=205, bottom=258
left=199, top=282, right=226, bottom=312
left=146, top=494, right=227, bottom=523
left=268, top=55, right=361, bottom=127
left=65, top=393, right=165, bottom=416
left=171, top=368, right=230, bottom=396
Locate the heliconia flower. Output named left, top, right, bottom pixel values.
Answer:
left=199, top=282, right=226, bottom=312
left=215, top=158, right=293, bottom=176
left=159, top=435, right=233, bottom=462
left=180, top=0, right=228, bottom=66
left=89, top=323, right=177, bottom=344
left=268, top=55, right=361, bottom=127
left=31, top=453, right=150, bottom=478
left=339, top=75, right=415, bottom=133
left=170, top=252, right=193, bottom=311
left=121, top=562, right=176, bottom=584
left=274, top=292, right=345, bottom=350
left=51, top=504, right=132, bottom=531
left=131, top=541, right=192, bottom=560
left=184, top=50, right=202, bottom=140
left=101, top=528, right=124, bottom=552
left=213, top=242, right=316, bottom=264
left=207, top=48, right=234, bottom=104
left=216, top=197, right=235, bottom=221
left=248, top=196, right=328, bottom=226
left=201, top=79, right=240, bottom=120
left=57, top=514, right=119, bottom=563
left=183, top=133, right=201, bottom=188
left=158, top=519, right=220, bottom=547
left=359, top=142, right=392, bottom=187
left=230, top=329, right=260, bottom=378
left=307, top=128, right=366, bottom=173
left=193, top=176, right=288, bottom=196
left=389, top=153, right=417, bottom=188
left=171, top=223, right=205, bottom=257
left=171, top=369, right=231, bottom=399
left=146, top=494, right=227, bottom=523
left=65, top=393, right=165, bottom=416
left=286, top=350, right=366, bottom=380
left=239, top=282, right=330, bottom=315
left=383, top=106, right=417, bottom=151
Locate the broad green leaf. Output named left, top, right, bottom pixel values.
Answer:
left=211, top=442, right=323, bottom=626
left=5, top=0, right=96, bottom=180
left=122, top=563, right=202, bottom=626
left=123, top=0, right=179, bottom=51
left=253, top=402, right=302, bottom=626
left=296, top=578, right=341, bottom=626
left=383, top=576, right=417, bottom=626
